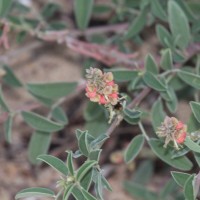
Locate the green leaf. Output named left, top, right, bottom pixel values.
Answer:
left=84, top=102, right=103, bottom=121
left=143, top=72, right=166, bottom=91
left=194, top=152, right=200, bottom=167
left=166, top=87, right=178, bottom=113
left=0, top=86, right=10, bottom=112
left=63, top=184, right=74, bottom=200
left=28, top=131, right=51, bottom=164
left=81, top=188, right=96, bottom=200
left=41, top=3, right=60, bottom=20
left=184, top=136, right=200, bottom=153
left=72, top=186, right=85, bottom=200
left=51, top=106, right=68, bottom=124
left=168, top=0, right=191, bottom=49
left=96, top=173, right=103, bottom=200
left=178, top=70, right=200, bottom=89
left=156, top=25, right=173, bottom=48
left=37, top=154, right=68, bottom=176
left=124, top=181, right=157, bottom=200
left=67, top=151, right=75, bottom=176
left=104, top=68, right=139, bottom=82
left=15, top=187, right=55, bottom=199
left=78, top=131, right=89, bottom=156
left=80, top=170, right=93, bottom=190
left=27, top=82, right=77, bottom=100
left=101, top=175, right=112, bottom=191
left=30, top=93, right=54, bottom=107
left=124, top=135, right=144, bottom=163
left=184, top=175, right=195, bottom=200
left=4, top=114, right=13, bottom=143
left=151, top=99, right=166, bottom=130
left=123, top=108, right=142, bottom=119
left=171, top=171, right=190, bottom=187
left=190, top=101, right=200, bottom=123
left=77, top=160, right=97, bottom=182
left=124, top=6, right=148, bottom=40
left=2, top=65, right=23, bottom=87
left=159, top=179, right=178, bottom=198
left=149, top=138, right=193, bottom=171
left=133, top=160, right=154, bottom=185
left=187, top=113, right=200, bottom=133
left=0, top=0, right=13, bottom=17
left=151, top=0, right=167, bottom=21
left=145, top=54, right=158, bottom=74
left=89, top=149, right=102, bottom=162
left=74, top=0, right=94, bottom=30
left=160, top=49, right=173, bottom=70
left=124, top=114, right=141, bottom=125
left=21, top=111, right=64, bottom=132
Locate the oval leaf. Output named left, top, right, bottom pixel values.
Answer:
left=124, top=135, right=144, bottom=163
left=168, top=0, right=190, bottom=49
left=0, top=0, right=13, bottom=17
left=38, top=154, right=68, bottom=176
left=0, top=86, right=10, bottom=112
left=22, top=111, right=64, bottom=132
left=149, top=139, right=193, bottom=171
left=145, top=54, right=158, bottom=74
left=4, top=114, right=13, bottom=143
left=63, top=184, right=74, bottom=200
left=160, top=49, right=173, bottom=70
left=171, top=171, right=190, bottom=187
left=178, top=70, right=200, bottom=89
left=156, top=25, right=173, bottom=48
left=184, top=136, right=200, bottom=153
left=151, top=98, right=166, bottom=130
left=77, top=160, right=97, bottom=182
left=27, top=82, right=77, bottom=100
left=74, top=0, right=94, bottom=30
left=143, top=72, right=166, bottom=91
left=15, top=187, right=55, bottom=199
left=184, top=175, right=195, bottom=200
left=3, top=65, right=23, bottom=87
left=67, top=151, right=75, bottom=176
left=124, top=6, right=147, bottom=40
left=81, top=188, right=96, bottom=200
left=190, top=101, right=200, bottom=123
left=28, top=131, right=51, bottom=165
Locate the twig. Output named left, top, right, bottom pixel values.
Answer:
left=105, top=87, right=151, bottom=137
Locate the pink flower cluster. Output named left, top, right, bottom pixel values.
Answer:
left=85, top=68, right=119, bottom=105
left=156, top=116, right=187, bottom=149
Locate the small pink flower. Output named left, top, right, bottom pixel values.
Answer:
left=175, top=121, right=184, bottom=130
left=107, top=81, right=114, bottom=86
left=86, top=91, right=96, bottom=98
left=99, top=95, right=107, bottom=104
left=176, top=132, right=187, bottom=144
left=109, top=93, right=118, bottom=99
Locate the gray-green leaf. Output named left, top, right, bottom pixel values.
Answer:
left=171, top=171, right=190, bottom=187
left=143, top=72, right=166, bottom=91
left=168, top=0, right=191, bottom=49
left=38, top=154, right=68, bottom=176
left=190, top=101, right=200, bottom=123
left=27, top=82, right=77, bottom=100
left=184, top=174, right=195, bottom=200
left=124, top=135, right=144, bottom=163
left=177, top=70, right=200, bottom=89
left=22, top=111, right=64, bottom=132
left=28, top=131, right=51, bottom=165
left=149, top=138, right=193, bottom=171
left=15, top=187, right=55, bottom=199
left=74, top=0, right=94, bottom=30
